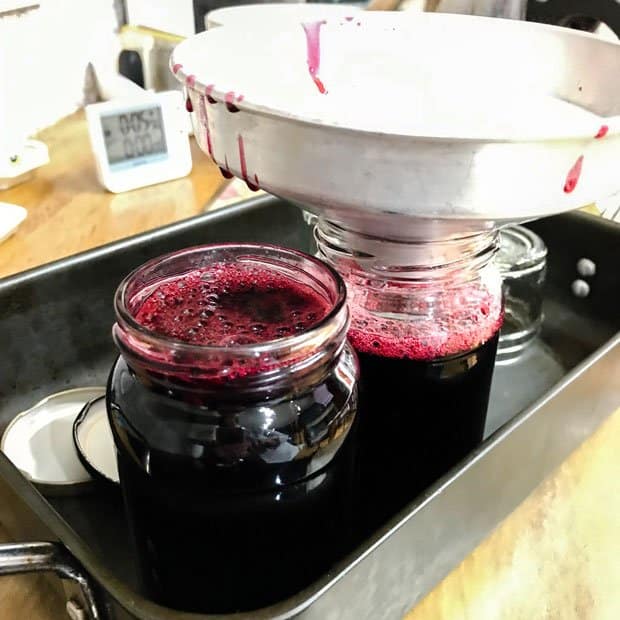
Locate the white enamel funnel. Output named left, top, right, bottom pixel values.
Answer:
left=172, top=12, right=620, bottom=238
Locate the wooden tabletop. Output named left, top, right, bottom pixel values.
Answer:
left=0, top=112, right=618, bottom=619
left=406, top=409, right=620, bottom=620
left=0, top=111, right=228, bottom=279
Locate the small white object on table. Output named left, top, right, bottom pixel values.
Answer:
left=0, top=202, right=27, bottom=245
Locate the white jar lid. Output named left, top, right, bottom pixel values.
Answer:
left=73, top=395, right=119, bottom=485
left=1, top=387, right=115, bottom=494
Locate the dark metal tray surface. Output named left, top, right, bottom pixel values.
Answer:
left=0, top=197, right=618, bottom=619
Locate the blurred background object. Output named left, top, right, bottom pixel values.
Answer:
left=0, top=1, right=123, bottom=136
left=387, top=0, right=620, bottom=38
left=117, top=25, right=184, bottom=92
left=0, top=1, right=125, bottom=188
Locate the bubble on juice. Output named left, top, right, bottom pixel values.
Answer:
left=132, top=263, right=332, bottom=347
left=347, top=280, right=503, bottom=360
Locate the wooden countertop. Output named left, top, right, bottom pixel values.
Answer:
left=406, top=409, right=620, bottom=620
left=0, top=110, right=228, bottom=279
left=1, top=112, right=619, bottom=619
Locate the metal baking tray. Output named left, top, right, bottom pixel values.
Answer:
left=0, top=196, right=618, bottom=619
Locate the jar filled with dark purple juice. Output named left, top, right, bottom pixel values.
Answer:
left=107, top=244, right=358, bottom=613
left=316, top=220, right=503, bottom=532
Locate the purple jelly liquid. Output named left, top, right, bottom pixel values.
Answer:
left=108, top=264, right=356, bottom=613
left=348, top=291, right=502, bottom=532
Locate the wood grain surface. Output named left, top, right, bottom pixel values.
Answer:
left=0, top=111, right=227, bottom=279
left=406, top=409, right=620, bottom=620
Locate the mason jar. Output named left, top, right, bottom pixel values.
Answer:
left=495, top=224, right=547, bottom=362
left=316, top=219, right=503, bottom=531
left=107, top=243, right=358, bottom=613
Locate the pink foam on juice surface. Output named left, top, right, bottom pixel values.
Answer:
left=347, top=283, right=503, bottom=361
left=133, top=264, right=331, bottom=347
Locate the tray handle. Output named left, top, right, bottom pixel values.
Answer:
left=0, top=541, right=102, bottom=619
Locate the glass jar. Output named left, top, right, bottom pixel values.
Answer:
left=315, top=219, right=503, bottom=531
left=107, top=244, right=358, bottom=614
left=495, top=225, right=547, bottom=362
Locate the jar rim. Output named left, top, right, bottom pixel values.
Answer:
left=315, top=218, right=499, bottom=282
left=114, top=242, right=348, bottom=358
left=496, top=225, right=547, bottom=275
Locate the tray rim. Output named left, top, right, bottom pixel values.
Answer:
left=0, top=195, right=278, bottom=291
left=1, top=200, right=617, bottom=292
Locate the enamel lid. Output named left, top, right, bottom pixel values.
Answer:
left=73, top=395, right=119, bottom=485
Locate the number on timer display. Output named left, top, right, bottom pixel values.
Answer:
left=101, top=106, right=168, bottom=168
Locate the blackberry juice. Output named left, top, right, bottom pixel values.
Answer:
left=349, top=324, right=500, bottom=530
left=107, top=244, right=358, bottom=613
left=316, top=220, right=503, bottom=530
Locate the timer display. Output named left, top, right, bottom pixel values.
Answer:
left=86, top=91, right=191, bottom=192
left=101, top=105, right=167, bottom=168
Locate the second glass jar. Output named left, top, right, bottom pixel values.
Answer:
left=316, top=219, right=504, bottom=531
